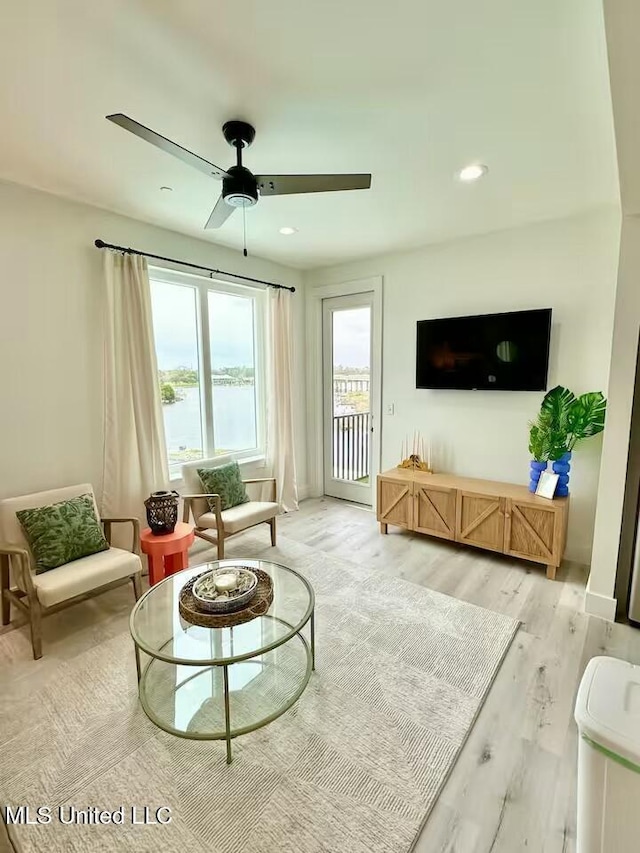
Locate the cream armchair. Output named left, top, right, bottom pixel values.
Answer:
left=0, top=483, right=142, bottom=660
left=181, top=456, right=279, bottom=559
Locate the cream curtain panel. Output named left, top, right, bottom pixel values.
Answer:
left=102, top=252, right=169, bottom=520
left=267, top=289, right=299, bottom=512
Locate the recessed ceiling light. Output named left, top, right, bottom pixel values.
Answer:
left=457, top=164, right=488, bottom=183
left=278, top=226, right=298, bottom=236
left=160, top=185, right=173, bottom=192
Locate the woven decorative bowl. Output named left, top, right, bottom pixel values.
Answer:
left=192, top=567, right=258, bottom=614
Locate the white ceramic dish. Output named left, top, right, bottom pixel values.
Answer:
left=191, top=567, right=258, bottom=613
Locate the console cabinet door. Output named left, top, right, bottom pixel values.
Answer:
left=377, top=477, right=413, bottom=529
left=504, top=499, right=561, bottom=567
left=456, top=491, right=505, bottom=553
left=413, top=484, right=457, bottom=540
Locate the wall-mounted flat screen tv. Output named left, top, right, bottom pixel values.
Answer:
left=416, top=308, right=552, bottom=391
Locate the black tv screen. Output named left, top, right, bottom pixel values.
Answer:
left=416, top=308, right=552, bottom=391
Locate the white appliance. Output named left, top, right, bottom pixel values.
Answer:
left=575, top=656, right=640, bottom=852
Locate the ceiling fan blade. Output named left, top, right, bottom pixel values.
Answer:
left=204, top=195, right=234, bottom=229
left=106, top=114, right=229, bottom=180
left=256, top=174, right=371, bottom=196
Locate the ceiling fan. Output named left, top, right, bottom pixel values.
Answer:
left=106, top=114, right=372, bottom=229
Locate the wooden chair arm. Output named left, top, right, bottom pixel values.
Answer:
left=182, top=494, right=222, bottom=526
left=0, top=543, right=34, bottom=594
left=181, top=494, right=221, bottom=499
left=243, top=478, right=277, bottom=502
left=101, top=517, right=141, bottom=555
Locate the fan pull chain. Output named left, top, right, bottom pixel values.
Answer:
left=242, top=205, right=248, bottom=257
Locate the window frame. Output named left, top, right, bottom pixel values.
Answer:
left=149, top=266, right=267, bottom=477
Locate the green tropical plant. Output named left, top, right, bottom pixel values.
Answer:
left=566, top=392, right=607, bottom=445
left=529, top=385, right=607, bottom=461
left=528, top=410, right=554, bottom=462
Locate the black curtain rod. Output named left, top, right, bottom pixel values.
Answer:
left=94, top=239, right=295, bottom=293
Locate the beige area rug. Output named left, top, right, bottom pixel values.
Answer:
left=0, top=531, right=518, bottom=853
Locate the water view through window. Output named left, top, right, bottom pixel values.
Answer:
left=150, top=277, right=262, bottom=469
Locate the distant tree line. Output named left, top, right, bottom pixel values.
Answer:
left=158, top=366, right=255, bottom=403
left=333, top=366, right=369, bottom=375
left=159, top=367, right=198, bottom=386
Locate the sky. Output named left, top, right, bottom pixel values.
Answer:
left=332, top=307, right=370, bottom=369
left=151, top=281, right=370, bottom=371
left=151, top=280, right=255, bottom=370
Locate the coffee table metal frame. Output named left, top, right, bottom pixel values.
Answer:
left=130, top=560, right=315, bottom=764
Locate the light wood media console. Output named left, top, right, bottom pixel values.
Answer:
left=377, top=468, right=569, bottom=579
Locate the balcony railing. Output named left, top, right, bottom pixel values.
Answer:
left=332, top=412, right=370, bottom=481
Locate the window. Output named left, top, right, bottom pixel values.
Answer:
left=149, top=268, right=266, bottom=475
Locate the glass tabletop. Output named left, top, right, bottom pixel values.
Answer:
left=130, top=559, right=314, bottom=666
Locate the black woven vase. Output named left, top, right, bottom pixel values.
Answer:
left=144, top=490, right=179, bottom=535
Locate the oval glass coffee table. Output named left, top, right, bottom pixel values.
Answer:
left=130, top=559, right=315, bottom=763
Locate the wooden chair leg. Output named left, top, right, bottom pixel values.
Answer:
left=269, top=517, right=277, bottom=547
left=28, top=594, right=43, bottom=660
left=217, top=535, right=225, bottom=560
left=1, top=555, right=10, bottom=626
left=132, top=572, right=143, bottom=600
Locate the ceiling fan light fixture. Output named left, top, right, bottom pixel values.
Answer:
left=279, top=226, right=298, bottom=235
left=458, top=164, right=488, bottom=183
left=225, top=193, right=257, bottom=208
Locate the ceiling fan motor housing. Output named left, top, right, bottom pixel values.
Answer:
left=222, top=165, right=258, bottom=208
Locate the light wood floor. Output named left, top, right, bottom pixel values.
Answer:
left=3, top=496, right=639, bottom=853
left=277, top=497, right=640, bottom=853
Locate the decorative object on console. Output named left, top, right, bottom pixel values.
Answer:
left=528, top=385, right=607, bottom=496
left=398, top=430, right=433, bottom=472
left=144, top=490, right=180, bottom=535
left=552, top=452, right=572, bottom=498
left=536, top=471, right=560, bottom=500
left=529, top=460, right=548, bottom=493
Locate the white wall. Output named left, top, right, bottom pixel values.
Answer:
left=588, top=215, right=640, bottom=615
left=305, top=209, right=621, bottom=563
left=0, top=179, right=307, bottom=505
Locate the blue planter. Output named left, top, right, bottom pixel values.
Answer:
left=552, top=451, right=572, bottom=497
left=529, top=460, right=547, bottom=493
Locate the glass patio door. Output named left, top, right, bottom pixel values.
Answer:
left=322, top=293, right=374, bottom=505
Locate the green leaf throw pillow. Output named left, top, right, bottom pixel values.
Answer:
left=198, top=463, right=249, bottom=512
left=17, top=493, right=109, bottom=574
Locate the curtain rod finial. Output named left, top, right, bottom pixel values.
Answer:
left=95, top=239, right=105, bottom=248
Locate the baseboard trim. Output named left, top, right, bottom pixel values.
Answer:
left=584, top=578, right=617, bottom=622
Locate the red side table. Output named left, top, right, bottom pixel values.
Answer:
left=140, top=522, right=195, bottom=586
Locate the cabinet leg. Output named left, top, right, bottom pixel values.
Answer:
left=546, top=564, right=557, bottom=581
left=380, top=522, right=388, bottom=534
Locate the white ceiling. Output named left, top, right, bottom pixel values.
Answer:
left=1, top=0, right=620, bottom=268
